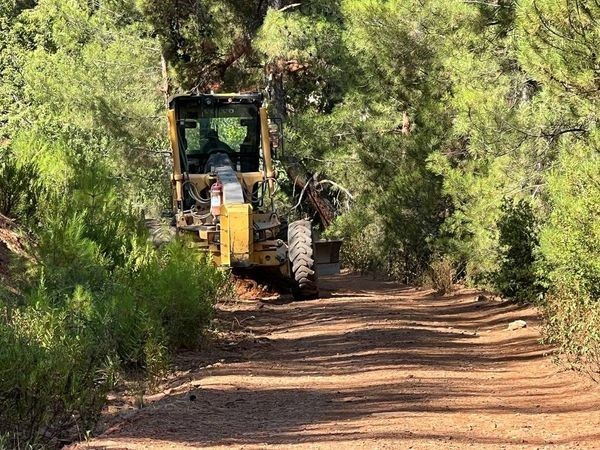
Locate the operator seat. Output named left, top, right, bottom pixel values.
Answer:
left=201, top=129, right=233, bottom=154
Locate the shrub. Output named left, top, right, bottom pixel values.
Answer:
left=123, top=240, right=228, bottom=349
left=543, top=289, right=600, bottom=380
left=91, top=289, right=168, bottom=377
left=324, top=205, right=389, bottom=276
left=427, top=256, right=456, bottom=295
left=494, top=198, right=544, bottom=303
left=0, top=233, right=227, bottom=446
left=0, top=301, right=111, bottom=447
left=0, top=150, right=37, bottom=219
left=33, top=213, right=110, bottom=298
left=539, top=138, right=600, bottom=376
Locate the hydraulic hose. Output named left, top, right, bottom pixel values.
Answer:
left=183, top=180, right=210, bottom=204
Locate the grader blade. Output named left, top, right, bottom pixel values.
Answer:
left=314, top=240, right=343, bottom=276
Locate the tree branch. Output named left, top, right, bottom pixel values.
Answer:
left=279, top=3, right=302, bottom=12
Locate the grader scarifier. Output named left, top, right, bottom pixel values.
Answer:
left=167, top=92, right=339, bottom=299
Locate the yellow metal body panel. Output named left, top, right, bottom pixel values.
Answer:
left=220, top=204, right=253, bottom=266
left=167, top=109, right=184, bottom=203
left=259, top=107, right=275, bottom=193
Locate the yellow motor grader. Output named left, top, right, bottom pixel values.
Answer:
left=166, top=92, right=340, bottom=299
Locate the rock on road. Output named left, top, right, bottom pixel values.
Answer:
left=73, top=273, right=600, bottom=449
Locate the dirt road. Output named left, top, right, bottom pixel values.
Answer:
left=77, top=273, right=600, bottom=449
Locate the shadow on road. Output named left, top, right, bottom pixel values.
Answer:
left=86, top=273, right=600, bottom=449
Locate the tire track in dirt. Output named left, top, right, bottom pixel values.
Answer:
left=73, top=273, right=600, bottom=449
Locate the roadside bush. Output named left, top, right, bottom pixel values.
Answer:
left=0, top=150, right=37, bottom=219
left=123, top=240, right=228, bottom=349
left=0, top=233, right=227, bottom=446
left=1, top=122, right=228, bottom=444
left=91, top=289, right=168, bottom=377
left=539, top=139, right=600, bottom=377
left=0, top=301, right=111, bottom=447
left=543, top=290, right=600, bottom=380
left=427, top=256, right=456, bottom=295
left=326, top=208, right=386, bottom=275
left=494, top=198, right=544, bottom=303
left=380, top=167, right=446, bottom=283
left=33, top=213, right=110, bottom=298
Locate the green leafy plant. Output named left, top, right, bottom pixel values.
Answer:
left=0, top=151, right=37, bottom=219
left=0, top=302, right=111, bottom=447
left=123, top=240, right=228, bottom=349
left=538, top=138, right=600, bottom=377
left=494, top=198, right=544, bottom=303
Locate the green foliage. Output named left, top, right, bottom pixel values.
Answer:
left=0, top=150, right=37, bottom=218
left=494, top=198, right=544, bottom=303
left=0, top=301, right=112, bottom=446
left=326, top=205, right=385, bottom=275
left=255, top=5, right=348, bottom=110
left=538, top=137, right=600, bottom=376
left=34, top=213, right=110, bottom=296
left=0, top=235, right=226, bottom=446
left=122, top=240, right=228, bottom=349
left=518, top=0, right=600, bottom=105
left=543, top=290, right=600, bottom=380
left=141, top=0, right=263, bottom=90
left=3, top=0, right=168, bottom=215
left=540, top=136, right=600, bottom=301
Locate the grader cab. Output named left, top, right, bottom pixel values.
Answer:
left=167, top=92, right=339, bottom=299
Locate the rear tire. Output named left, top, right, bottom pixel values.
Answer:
left=288, top=220, right=319, bottom=300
